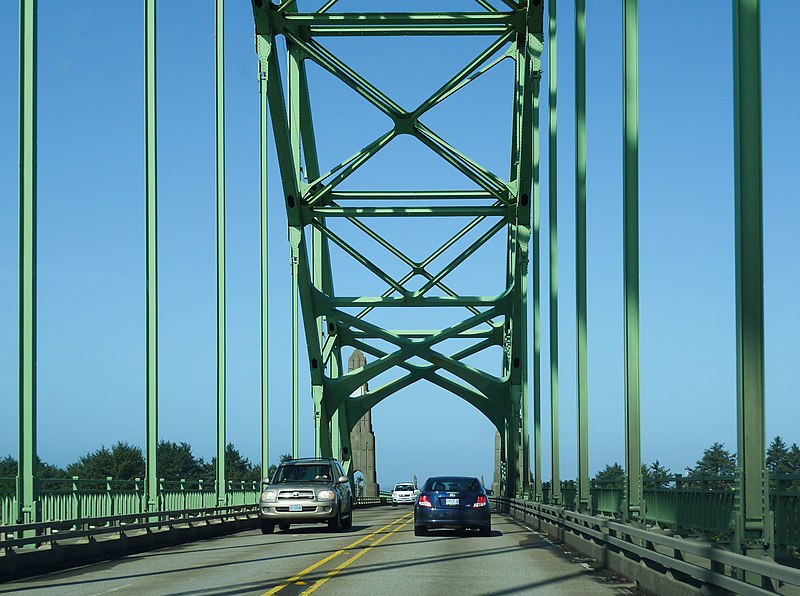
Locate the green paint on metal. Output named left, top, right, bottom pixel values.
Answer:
left=251, top=1, right=543, bottom=497
left=731, top=0, right=772, bottom=570
left=215, top=0, right=227, bottom=507
left=574, top=0, right=590, bottom=513
left=144, top=0, right=159, bottom=514
left=259, top=46, right=270, bottom=481
left=532, top=78, right=542, bottom=502
left=18, top=0, right=38, bottom=534
left=623, top=0, right=642, bottom=524
left=548, top=0, right=561, bottom=507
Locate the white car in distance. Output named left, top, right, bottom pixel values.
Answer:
left=392, top=482, right=417, bottom=506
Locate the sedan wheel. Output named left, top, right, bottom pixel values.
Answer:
left=414, top=525, right=427, bottom=536
left=479, top=525, right=491, bottom=537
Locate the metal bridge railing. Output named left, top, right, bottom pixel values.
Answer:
left=537, top=474, right=800, bottom=553
left=0, top=477, right=261, bottom=527
left=494, top=497, right=800, bottom=595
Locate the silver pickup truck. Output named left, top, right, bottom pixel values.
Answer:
left=258, top=458, right=353, bottom=534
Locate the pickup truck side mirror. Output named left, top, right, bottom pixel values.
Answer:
left=337, top=476, right=349, bottom=484
left=414, top=489, right=421, bottom=496
left=261, top=478, right=271, bottom=486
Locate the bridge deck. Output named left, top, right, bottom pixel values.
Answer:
left=0, top=508, right=632, bottom=595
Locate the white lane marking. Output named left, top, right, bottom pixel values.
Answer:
left=91, top=583, right=133, bottom=595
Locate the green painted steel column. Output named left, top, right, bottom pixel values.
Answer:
left=623, top=0, right=642, bottom=523
left=732, top=0, right=771, bottom=567
left=548, top=0, right=561, bottom=506
left=17, top=0, right=38, bottom=531
left=533, top=88, right=543, bottom=502
left=215, top=0, right=227, bottom=506
left=574, top=0, right=590, bottom=513
left=259, top=64, right=270, bottom=480
left=290, top=230, right=300, bottom=459
left=144, top=0, right=159, bottom=514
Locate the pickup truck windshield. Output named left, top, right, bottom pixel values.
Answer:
left=274, top=464, right=334, bottom=483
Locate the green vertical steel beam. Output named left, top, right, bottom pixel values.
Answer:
left=574, top=0, right=589, bottom=513
left=623, top=0, right=642, bottom=523
left=259, top=60, right=270, bottom=480
left=290, top=230, right=300, bottom=459
left=732, top=0, right=771, bottom=569
left=17, top=0, right=38, bottom=531
left=215, top=0, right=227, bottom=506
left=548, top=0, right=561, bottom=506
left=144, top=0, right=159, bottom=514
left=532, top=87, right=542, bottom=502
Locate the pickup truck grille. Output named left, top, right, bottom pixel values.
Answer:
left=277, top=490, right=316, bottom=500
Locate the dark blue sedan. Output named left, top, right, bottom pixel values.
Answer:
left=413, top=476, right=491, bottom=536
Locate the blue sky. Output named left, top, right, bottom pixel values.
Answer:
left=1, top=1, right=798, bottom=491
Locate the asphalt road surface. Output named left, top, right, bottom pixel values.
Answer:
left=1, top=507, right=634, bottom=595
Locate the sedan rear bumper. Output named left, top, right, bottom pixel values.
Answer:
left=414, top=506, right=491, bottom=530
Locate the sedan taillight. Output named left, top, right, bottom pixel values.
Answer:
left=418, top=495, right=433, bottom=508
left=473, top=495, right=488, bottom=508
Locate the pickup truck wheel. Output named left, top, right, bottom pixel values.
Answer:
left=260, top=521, right=275, bottom=535
left=342, top=506, right=353, bottom=529
left=327, top=508, right=342, bottom=531
left=278, top=521, right=291, bottom=531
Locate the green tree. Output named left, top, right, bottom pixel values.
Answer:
left=642, top=460, right=671, bottom=489
left=67, top=442, right=145, bottom=480
left=1, top=455, right=69, bottom=480
left=767, top=436, right=800, bottom=474
left=685, top=442, right=736, bottom=490
left=594, top=463, right=624, bottom=487
left=203, top=444, right=260, bottom=484
left=157, top=441, right=204, bottom=480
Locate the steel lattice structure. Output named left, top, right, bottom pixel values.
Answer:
left=252, top=1, right=544, bottom=497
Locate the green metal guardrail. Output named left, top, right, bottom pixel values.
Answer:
left=537, top=474, right=800, bottom=554
left=0, top=476, right=391, bottom=528
left=494, top=497, right=800, bottom=595
left=0, top=477, right=260, bottom=527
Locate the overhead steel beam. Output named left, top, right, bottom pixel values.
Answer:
left=251, top=0, right=543, bottom=497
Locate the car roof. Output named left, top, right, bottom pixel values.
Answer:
left=426, top=476, right=478, bottom=482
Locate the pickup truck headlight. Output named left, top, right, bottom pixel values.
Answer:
left=261, top=490, right=277, bottom=502
left=317, top=490, right=335, bottom=501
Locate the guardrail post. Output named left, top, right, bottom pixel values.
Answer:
left=134, top=477, right=142, bottom=514
left=181, top=478, right=187, bottom=512
left=106, top=477, right=114, bottom=520
left=72, top=476, right=81, bottom=527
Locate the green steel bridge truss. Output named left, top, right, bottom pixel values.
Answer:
left=252, top=0, right=544, bottom=498
left=13, top=0, right=773, bottom=577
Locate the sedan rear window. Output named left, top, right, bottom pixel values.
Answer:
left=424, top=477, right=481, bottom=492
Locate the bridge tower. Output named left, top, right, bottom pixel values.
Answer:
left=252, top=1, right=543, bottom=498
left=348, top=349, right=379, bottom=497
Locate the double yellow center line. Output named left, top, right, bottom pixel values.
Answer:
left=262, top=511, right=413, bottom=596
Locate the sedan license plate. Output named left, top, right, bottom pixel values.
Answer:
left=289, top=504, right=302, bottom=512
left=445, top=498, right=459, bottom=506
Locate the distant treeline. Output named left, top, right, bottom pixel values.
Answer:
left=588, top=436, right=800, bottom=490
left=0, top=441, right=294, bottom=483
